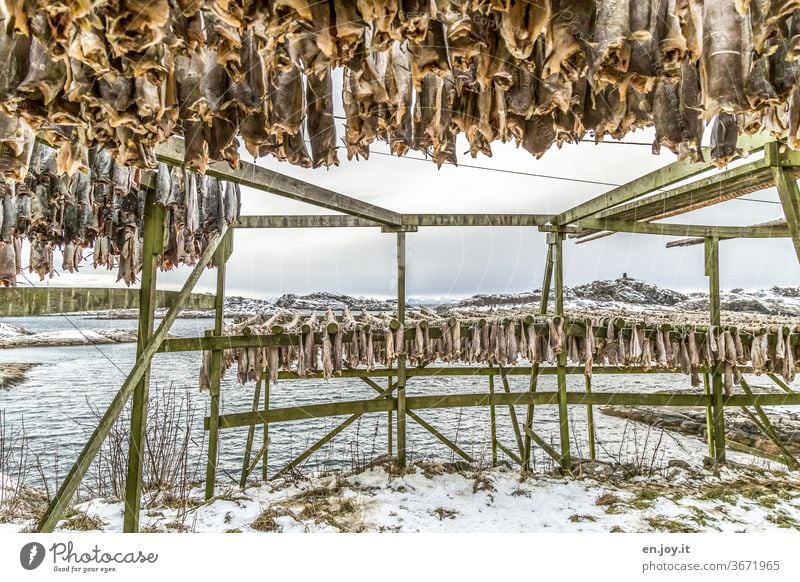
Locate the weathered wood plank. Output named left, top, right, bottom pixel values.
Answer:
left=209, top=390, right=800, bottom=430
left=567, top=218, right=790, bottom=239
left=402, top=214, right=551, bottom=227
left=0, top=287, right=215, bottom=316
left=123, top=189, right=165, bottom=533
left=155, top=137, right=402, bottom=226
left=553, top=135, right=773, bottom=225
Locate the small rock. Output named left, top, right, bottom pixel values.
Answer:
left=668, top=459, right=692, bottom=470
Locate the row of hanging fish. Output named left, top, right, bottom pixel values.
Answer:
left=3, top=2, right=800, bottom=176
left=199, top=311, right=800, bottom=392
left=0, top=143, right=241, bottom=287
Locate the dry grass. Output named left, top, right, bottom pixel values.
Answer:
left=61, top=511, right=106, bottom=531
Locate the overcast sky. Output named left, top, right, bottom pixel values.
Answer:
left=25, top=90, right=799, bottom=301
left=33, top=124, right=798, bottom=301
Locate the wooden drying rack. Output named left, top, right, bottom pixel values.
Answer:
left=32, top=135, right=800, bottom=532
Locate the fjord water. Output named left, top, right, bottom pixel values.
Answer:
left=0, top=315, right=785, bottom=491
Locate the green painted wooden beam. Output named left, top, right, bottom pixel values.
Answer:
left=553, top=135, right=774, bottom=225
left=236, top=215, right=388, bottom=229
left=0, top=287, right=215, bottom=316
left=208, top=390, right=800, bottom=431
left=402, top=214, right=551, bottom=227
left=396, top=231, right=407, bottom=468
left=123, top=188, right=165, bottom=533
left=593, top=156, right=774, bottom=222
left=155, top=137, right=403, bottom=226
left=565, top=219, right=790, bottom=239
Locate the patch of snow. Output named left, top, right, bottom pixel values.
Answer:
left=2, top=460, right=794, bottom=533
left=0, top=323, right=26, bottom=338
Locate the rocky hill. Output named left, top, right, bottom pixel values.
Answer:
left=273, top=292, right=400, bottom=312
left=212, top=279, right=800, bottom=318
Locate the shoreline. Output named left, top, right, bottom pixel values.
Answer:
left=0, top=363, right=38, bottom=390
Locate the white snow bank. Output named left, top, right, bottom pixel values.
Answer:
left=2, top=461, right=795, bottom=534
left=0, top=323, right=26, bottom=338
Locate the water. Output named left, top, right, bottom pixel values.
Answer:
left=1, top=315, right=795, bottom=494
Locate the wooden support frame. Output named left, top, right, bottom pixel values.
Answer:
left=275, top=382, right=396, bottom=477
left=396, top=231, right=407, bottom=468
left=205, top=231, right=231, bottom=501
left=498, top=366, right=525, bottom=460
left=155, top=138, right=403, bottom=226
left=208, top=390, right=800, bottom=430
left=262, top=371, right=270, bottom=481
left=240, top=374, right=264, bottom=488
left=705, top=236, right=727, bottom=465
left=552, top=233, right=572, bottom=471
left=739, top=379, right=799, bottom=470
left=489, top=370, right=497, bottom=466
left=552, top=134, right=773, bottom=226
left=123, top=188, right=166, bottom=533
left=37, top=226, right=229, bottom=533
left=359, top=377, right=473, bottom=463
left=523, top=243, right=553, bottom=472
left=558, top=219, right=791, bottom=239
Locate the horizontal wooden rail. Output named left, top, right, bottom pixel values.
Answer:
left=205, top=390, right=800, bottom=430
left=158, top=327, right=791, bottom=354
left=565, top=219, right=790, bottom=239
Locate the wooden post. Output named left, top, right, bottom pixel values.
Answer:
left=585, top=375, right=596, bottom=461
left=123, top=189, right=165, bottom=533
left=262, top=371, right=270, bottom=480
left=703, top=371, right=715, bottom=458
left=240, top=374, right=263, bottom=488
left=523, top=242, right=553, bottom=471
left=205, top=233, right=229, bottom=500
left=37, top=227, right=228, bottom=532
left=553, top=233, right=572, bottom=471
left=770, top=152, right=800, bottom=264
left=489, top=369, right=497, bottom=467
left=704, top=236, right=726, bottom=464
left=387, top=371, right=393, bottom=457
left=396, top=231, right=407, bottom=467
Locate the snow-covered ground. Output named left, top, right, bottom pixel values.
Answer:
left=0, top=328, right=136, bottom=348
left=3, top=460, right=799, bottom=534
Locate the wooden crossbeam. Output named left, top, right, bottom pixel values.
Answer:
left=593, top=157, right=775, bottom=223
left=208, top=391, right=800, bottom=430
left=155, top=137, right=403, bottom=226
left=236, top=215, right=395, bottom=229
left=665, top=219, right=789, bottom=248
left=563, top=218, right=791, bottom=239
left=553, top=134, right=774, bottom=225
left=402, top=214, right=551, bottom=227
left=236, top=214, right=552, bottom=229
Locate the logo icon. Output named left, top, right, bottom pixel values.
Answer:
left=20, top=542, right=45, bottom=570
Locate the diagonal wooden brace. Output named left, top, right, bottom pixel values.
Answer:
left=37, top=226, right=228, bottom=532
